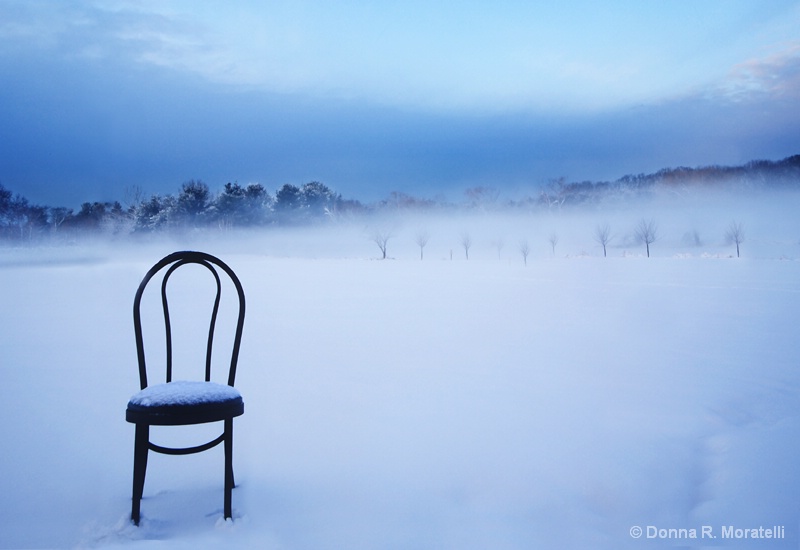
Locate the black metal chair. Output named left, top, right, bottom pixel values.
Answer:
left=126, top=251, right=246, bottom=525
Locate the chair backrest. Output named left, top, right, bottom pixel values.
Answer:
left=133, top=251, right=245, bottom=390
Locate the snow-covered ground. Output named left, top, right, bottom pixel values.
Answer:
left=1, top=192, right=800, bottom=549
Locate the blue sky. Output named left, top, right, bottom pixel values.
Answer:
left=1, top=1, right=799, bottom=207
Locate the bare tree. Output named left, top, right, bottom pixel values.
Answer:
left=519, top=239, right=530, bottom=266
left=686, top=229, right=702, bottom=247
left=48, top=206, right=71, bottom=234
left=725, top=221, right=745, bottom=258
left=594, top=223, right=613, bottom=257
left=415, top=230, right=430, bottom=260
left=541, top=177, right=567, bottom=211
left=371, top=229, right=393, bottom=259
left=460, top=232, right=472, bottom=260
left=491, top=237, right=505, bottom=260
left=634, top=218, right=658, bottom=257
left=123, top=185, right=145, bottom=211
left=465, top=186, right=500, bottom=209
left=548, top=232, right=559, bottom=256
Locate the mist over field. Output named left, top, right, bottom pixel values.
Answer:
left=1, top=183, right=799, bottom=549
left=2, top=2, right=800, bottom=547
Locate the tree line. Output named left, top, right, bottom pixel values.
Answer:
left=377, top=218, right=746, bottom=263
left=0, top=180, right=361, bottom=242
left=0, top=154, right=797, bottom=243
left=531, top=155, right=800, bottom=210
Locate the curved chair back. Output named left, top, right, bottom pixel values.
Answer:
left=133, top=251, right=246, bottom=390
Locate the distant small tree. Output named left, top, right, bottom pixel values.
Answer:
left=371, top=229, right=393, bottom=259
left=134, top=194, right=176, bottom=232
left=7, top=195, right=47, bottom=240
left=415, top=230, right=430, bottom=260
left=48, top=206, right=72, bottom=234
left=245, top=183, right=271, bottom=223
left=540, top=177, right=567, bottom=211
left=519, top=239, right=530, bottom=266
left=725, top=221, right=745, bottom=258
left=176, top=180, right=211, bottom=226
left=491, top=237, right=505, bottom=260
left=548, top=232, right=559, bottom=256
left=301, top=181, right=338, bottom=217
left=594, top=223, right=613, bottom=257
left=123, top=185, right=145, bottom=212
left=216, top=182, right=271, bottom=227
left=275, top=183, right=301, bottom=211
left=634, top=218, right=658, bottom=257
left=460, top=232, right=472, bottom=260
left=0, top=183, right=11, bottom=213
left=465, top=186, right=500, bottom=209
left=70, top=201, right=108, bottom=231
left=215, top=182, right=246, bottom=228
left=688, top=229, right=702, bottom=247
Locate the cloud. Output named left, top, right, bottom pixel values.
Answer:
left=707, top=42, right=800, bottom=104
left=4, top=2, right=799, bottom=116
left=0, top=2, right=797, bottom=208
left=0, top=2, right=222, bottom=76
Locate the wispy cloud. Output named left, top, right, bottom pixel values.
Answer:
left=4, top=2, right=800, bottom=115
left=708, top=42, right=800, bottom=103
left=0, top=2, right=227, bottom=77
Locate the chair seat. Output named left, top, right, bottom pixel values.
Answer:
left=126, top=381, right=244, bottom=425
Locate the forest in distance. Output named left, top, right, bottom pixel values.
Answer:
left=0, top=153, right=798, bottom=244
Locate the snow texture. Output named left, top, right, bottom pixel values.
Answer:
left=1, top=194, right=800, bottom=549
left=129, top=381, right=241, bottom=408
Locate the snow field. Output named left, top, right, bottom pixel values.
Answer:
left=1, top=201, right=799, bottom=548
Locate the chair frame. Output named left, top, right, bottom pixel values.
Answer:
left=127, top=251, right=246, bottom=525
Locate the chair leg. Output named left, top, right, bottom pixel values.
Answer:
left=224, top=418, right=234, bottom=520
left=131, top=423, right=149, bottom=525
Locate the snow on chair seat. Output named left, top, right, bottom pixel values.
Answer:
left=127, top=381, right=244, bottom=426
